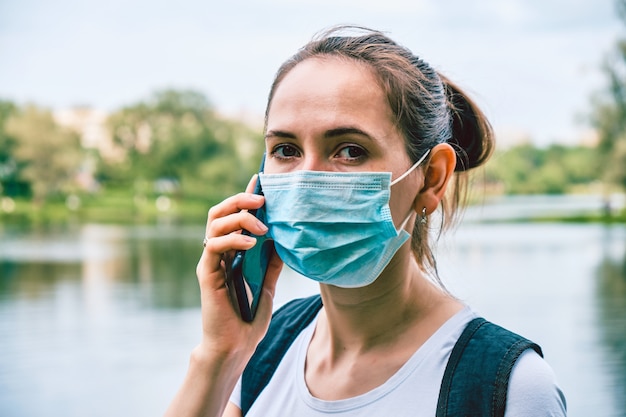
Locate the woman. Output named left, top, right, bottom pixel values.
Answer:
left=165, top=26, right=567, bottom=416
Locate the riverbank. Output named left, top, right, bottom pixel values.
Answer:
left=463, top=193, right=626, bottom=224
left=0, top=191, right=210, bottom=226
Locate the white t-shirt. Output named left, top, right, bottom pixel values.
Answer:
left=230, top=307, right=566, bottom=416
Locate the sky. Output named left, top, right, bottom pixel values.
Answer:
left=0, top=0, right=622, bottom=147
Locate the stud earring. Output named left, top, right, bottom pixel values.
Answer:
left=420, top=207, right=427, bottom=224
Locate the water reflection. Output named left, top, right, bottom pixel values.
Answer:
left=596, top=227, right=626, bottom=416
left=0, top=261, right=80, bottom=300
left=0, top=223, right=206, bottom=417
left=108, top=229, right=202, bottom=309
left=0, top=223, right=202, bottom=308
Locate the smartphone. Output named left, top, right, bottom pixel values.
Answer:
left=226, top=155, right=274, bottom=322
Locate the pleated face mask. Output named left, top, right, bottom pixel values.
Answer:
left=258, top=150, right=429, bottom=288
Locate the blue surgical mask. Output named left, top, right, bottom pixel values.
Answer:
left=258, top=150, right=430, bottom=288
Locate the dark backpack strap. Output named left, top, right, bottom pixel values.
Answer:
left=436, top=317, right=543, bottom=417
left=241, top=294, right=323, bottom=415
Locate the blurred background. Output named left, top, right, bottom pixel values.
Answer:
left=1, top=0, right=626, bottom=416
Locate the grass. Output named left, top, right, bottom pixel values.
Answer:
left=1, top=190, right=625, bottom=226
left=0, top=190, right=212, bottom=226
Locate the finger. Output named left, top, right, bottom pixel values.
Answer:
left=245, top=173, right=258, bottom=194
left=196, top=258, right=229, bottom=293
left=196, top=242, right=246, bottom=293
left=200, top=233, right=257, bottom=273
left=208, top=210, right=269, bottom=240
left=202, top=209, right=269, bottom=269
left=197, top=173, right=267, bottom=292
left=203, top=173, right=263, bottom=240
left=204, top=193, right=264, bottom=238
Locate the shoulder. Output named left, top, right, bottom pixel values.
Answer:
left=505, top=349, right=567, bottom=417
left=440, top=317, right=567, bottom=417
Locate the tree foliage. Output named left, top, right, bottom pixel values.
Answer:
left=484, top=143, right=599, bottom=195
left=102, top=89, right=265, bottom=202
left=4, top=105, right=83, bottom=203
left=0, top=100, right=23, bottom=196
left=590, top=0, right=626, bottom=191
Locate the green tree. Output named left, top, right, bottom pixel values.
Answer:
left=484, top=143, right=599, bottom=195
left=591, top=0, right=626, bottom=192
left=103, top=89, right=264, bottom=202
left=5, top=105, right=83, bottom=204
left=0, top=100, right=27, bottom=197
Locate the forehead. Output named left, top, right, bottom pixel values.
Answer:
left=266, top=56, right=395, bottom=131
left=274, top=56, right=382, bottom=97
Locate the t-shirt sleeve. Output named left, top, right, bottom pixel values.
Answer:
left=505, top=349, right=567, bottom=416
left=229, top=376, right=243, bottom=409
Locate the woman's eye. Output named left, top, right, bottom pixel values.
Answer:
left=335, top=145, right=367, bottom=161
left=272, top=144, right=301, bottom=159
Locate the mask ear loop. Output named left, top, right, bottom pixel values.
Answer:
left=397, top=210, right=414, bottom=232
left=391, top=149, right=431, bottom=232
left=390, top=149, right=431, bottom=186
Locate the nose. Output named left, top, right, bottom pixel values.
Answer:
left=300, top=152, right=329, bottom=171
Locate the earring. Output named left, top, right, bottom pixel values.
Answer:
left=420, top=207, right=427, bottom=224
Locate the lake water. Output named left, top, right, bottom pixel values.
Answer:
left=1, top=198, right=625, bottom=416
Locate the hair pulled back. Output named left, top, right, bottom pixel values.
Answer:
left=264, top=26, right=495, bottom=281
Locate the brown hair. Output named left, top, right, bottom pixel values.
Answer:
left=264, top=26, right=495, bottom=283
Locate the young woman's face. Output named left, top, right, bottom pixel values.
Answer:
left=265, top=56, right=410, bottom=175
left=264, top=56, right=423, bottom=226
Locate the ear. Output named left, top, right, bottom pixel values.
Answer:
left=413, top=143, right=456, bottom=215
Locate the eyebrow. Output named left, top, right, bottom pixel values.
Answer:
left=324, top=127, right=374, bottom=141
left=265, top=126, right=376, bottom=141
left=265, top=130, right=295, bottom=140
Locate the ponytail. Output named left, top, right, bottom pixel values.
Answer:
left=439, top=73, right=495, bottom=172
left=414, top=74, right=496, bottom=288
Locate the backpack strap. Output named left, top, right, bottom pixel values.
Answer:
left=436, top=317, right=543, bottom=417
left=241, top=294, right=323, bottom=415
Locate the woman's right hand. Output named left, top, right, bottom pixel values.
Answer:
left=162, top=175, right=283, bottom=417
left=194, top=174, right=283, bottom=367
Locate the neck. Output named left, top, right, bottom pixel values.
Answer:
left=317, top=244, right=462, bottom=353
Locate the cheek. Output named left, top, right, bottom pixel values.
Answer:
left=263, top=157, right=279, bottom=174
left=389, top=173, right=423, bottom=226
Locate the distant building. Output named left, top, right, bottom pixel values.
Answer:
left=577, top=128, right=600, bottom=148
left=53, top=107, right=123, bottom=161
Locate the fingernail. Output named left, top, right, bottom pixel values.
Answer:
left=250, top=194, right=264, bottom=201
left=243, top=235, right=256, bottom=244
left=256, top=220, right=268, bottom=232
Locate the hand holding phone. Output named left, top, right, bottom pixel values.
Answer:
left=225, top=155, right=274, bottom=322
